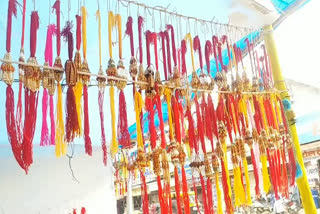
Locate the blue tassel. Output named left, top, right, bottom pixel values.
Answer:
left=296, top=162, right=303, bottom=179
left=282, top=99, right=292, bottom=111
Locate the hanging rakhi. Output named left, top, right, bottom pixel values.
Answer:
left=216, top=97, right=233, bottom=214
left=137, top=16, right=147, bottom=89
left=62, top=19, right=80, bottom=143
left=212, top=36, right=227, bottom=90
left=52, top=0, right=66, bottom=157
left=278, top=96, right=296, bottom=186
left=80, top=5, right=92, bottom=156
left=125, top=16, right=138, bottom=87
left=106, top=11, right=118, bottom=156
left=41, top=23, right=56, bottom=146
left=145, top=30, right=166, bottom=214
left=115, top=14, right=131, bottom=149
left=23, top=9, right=41, bottom=172
left=2, top=0, right=25, bottom=171
left=17, top=0, right=26, bottom=143
left=74, top=13, right=83, bottom=139
left=95, top=8, right=107, bottom=165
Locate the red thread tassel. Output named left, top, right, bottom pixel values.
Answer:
left=199, top=174, right=209, bottom=214
left=251, top=148, right=261, bottom=197
left=21, top=0, right=26, bottom=48
left=146, top=97, right=156, bottom=149
left=172, top=95, right=181, bottom=144
left=22, top=89, right=39, bottom=173
left=80, top=207, right=86, bottom=214
left=117, top=91, right=131, bottom=148
left=157, top=176, right=167, bottom=214
left=138, top=16, right=144, bottom=64
left=166, top=25, right=177, bottom=66
left=207, top=178, right=214, bottom=214
left=195, top=95, right=206, bottom=153
left=205, top=40, right=212, bottom=74
left=208, top=95, right=218, bottom=140
left=186, top=105, right=196, bottom=153
left=182, top=167, right=191, bottom=214
left=73, top=209, right=77, bottom=214
left=99, top=91, right=107, bottom=165
left=30, top=11, right=39, bottom=57
left=83, top=85, right=92, bottom=155
left=52, top=0, right=61, bottom=56
left=76, top=15, right=81, bottom=51
left=193, top=36, right=203, bottom=69
left=125, top=16, right=134, bottom=57
left=181, top=39, right=187, bottom=75
left=159, top=32, right=168, bottom=80
left=6, top=0, right=17, bottom=53
left=166, top=181, right=173, bottom=214
left=16, top=82, right=23, bottom=143
left=140, top=170, right=149, bottom=214
left=65, top=86, right=79, bottom=143
left=6, top=86, right=25, bottom=170
left=174, top=167, right=183, bottom=214
left=164, top=31, right=172, bottom=75
left=221, top=159, right=233, bottom=214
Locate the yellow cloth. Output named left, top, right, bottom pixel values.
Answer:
left=55, top=83, right=67, bottom=157
left=110, top=86, right=118, bottom=157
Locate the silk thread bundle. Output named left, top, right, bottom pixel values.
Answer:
left=140, top=170, right=150, bottom=214
left=41, top=24, right=56, bottom=146
left=55, top=83, right=66, bottom=157
left=22, top=11, right=40, bottom=173
left=62, top=21, right=80, bottom=143
left=74, top=14, right=83, bottom=137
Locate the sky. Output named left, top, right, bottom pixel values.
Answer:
left=0, top=0, right=318, bottom=149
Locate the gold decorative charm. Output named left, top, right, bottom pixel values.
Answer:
left=97, top=66, right=106, bottom=90
left=81, top=59, right=91, bottom=86
left=168, top=141, right=179, bottom=166
left=144, top=66, right=156, bottom=98
left=42, top=62, right=50, bottom=89
left=204, top=154, right=213, bottom=180
left=74, top=51, right=82, bottom=82
left=116, top=59, right=128, bottom=90
left=65, top=59, right=77, bottom=86
left=1, top=52, right=15, bottom=85
left=191, top=71, right=200, bottom=89
left=211, top=155, right=220, bottom=172
left=137, top=64, right=147, bottom=90
left=106, top=58, right=117, bottom=86
left=24, top=57, right=41, bottom=92
left=53, top=56, right=64, bottom=83
left=18, top=49, right=25, bottom=83
left=48, top=69, right=56, bottom=96
left=129, top=56, right=138, bottom=78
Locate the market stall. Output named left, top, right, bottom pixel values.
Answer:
left=0, top=0, right=317, bottom=213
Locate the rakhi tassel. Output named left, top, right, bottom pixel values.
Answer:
left=110, top=86, right=118, bottom=156
left=40, top=89, right=50, bottom=146
left=288, top=147, right=296, bottom=186
left=6, top=86, right=25, bottom=170
left=49, top=95, right=55, bottom=146
left=98, top=90, right=107, bottom=165
left=206, top=178, right=214, bottom=214
left=66, top=86, right=80, bottom=142
left=192, top=175, right=201, bottom=214
left=134, top=91, right=144, bottom=148
left=182, top=167, right=191, bottom=214
left=243, top=157, right=252, bottom=205
left=6, top=0, right=18, bottom=53
left=140, top=170, right=149, bottom=214
left=55, top=83, right=67, bottom=157
left=261, top=154, right=271, bottom=193
left=155, top=87, right=166, bottom=149
left=117, top=90, right=131, bottom=148
left=22, top=90, right=39, bottom=173
left=174, top=166, right=183, bottom=214
left=186, top=106, right=196, bottom=153
left=251, top=148, right=261, bottom=197
left=80, top=207, right=86, bottom=214
left=215, top=173, right=223, bottom=214
left=16, top=81, right=23, bottom=143
left=221, top=159, right=233, bottom=214
left=74, top=81, right=83, bottom=137
left=157, top=176, right=167, bottom=214
left=83, top=85, right=92, bottom=156
left=199, top=174, right=209, bottom=214
left=233, top=166, right=246, bottom=207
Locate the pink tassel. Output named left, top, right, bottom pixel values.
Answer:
left=138, top=16, right=144, bottom=64
left=45, top=24, right=56, bottom=66
left=84, top=85, right=92, bottom=156
left=117, top=91, right=131, bottom=148
left=205, top=40, right=212, bottom=74
left=181, top=39, right=187, bottom=75
left=40, top=89, right=50, bottom=146
left=99, top=91, right=107, bottom=165
left=49, top=95, right=55, bottom=145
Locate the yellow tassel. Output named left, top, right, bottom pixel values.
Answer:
left=273, top=94, right=282, bottom=125
left=184, top=33, right=195, bottom=71
left=268, top=95, right=279, bottom=131
left=108, top=11, right=115, bottom=59
left=135, top=91, right=144, bottom=148
left=55, top=83, right=67, bottom=157
left=74, top=81, right=83, bottom=137
left=261, top=154, right=271, bottom=194
left=96, top=9, right=102, bottom=66
left=110, top=86, right=118, bottom=157
left=258, top=96, right=269, bottom=135
left=115, top=14, right=122, bottom=59
left=243, top=157, right=252, bottom=205
left=222, top=142, right=232, bottom=197
left=81, top=6, right=87, bottom=59
left=233, top=166, right=246, bottom=207
left=240, top=96, right=249, bottom=127
left=164, top=88, right=174, bottom=140
left=215, top=173, right=223, bottom=214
